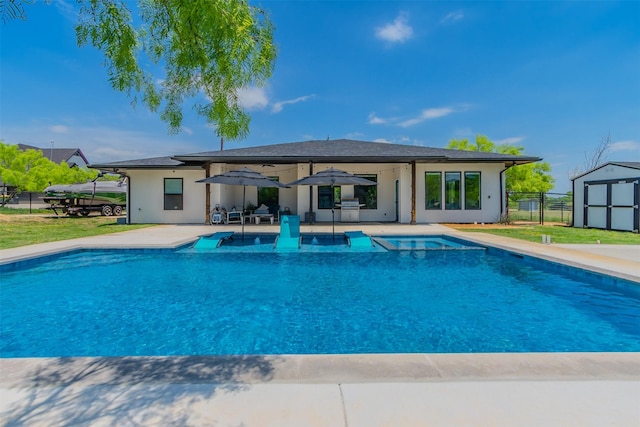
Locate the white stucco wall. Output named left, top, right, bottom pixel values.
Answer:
left=126, top=161, right=510, bottom=224
left=127, top=169, right=206, bottom=224
left=573, top=164, right=640, bottom=228
left=414, top=163, right=506, bottom=224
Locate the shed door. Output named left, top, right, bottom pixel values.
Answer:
left=583, top=178, right=639, bottom=232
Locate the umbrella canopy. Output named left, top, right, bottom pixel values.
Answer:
left=287, top=167, right=378, bottom=187
left=287, top=167, right=377, bottom=238
left=197, top=167, right=288, bottom=238
left=197, top=167, right=289, bottom=188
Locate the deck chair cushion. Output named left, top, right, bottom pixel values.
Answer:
left=255, top=204, right=269, bottom=214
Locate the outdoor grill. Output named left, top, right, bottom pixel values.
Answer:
left=337, top=198, right=365, bottom=222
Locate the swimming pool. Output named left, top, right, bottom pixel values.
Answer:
left=1, top=238, right=639, bottom=358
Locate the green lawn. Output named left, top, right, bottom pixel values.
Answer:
left=0, top=210, right=153, bottom=249
left=451, top=224, right=640, bottom=245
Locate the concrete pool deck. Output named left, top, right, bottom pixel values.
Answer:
left=1, top=223, right=639, bottom=426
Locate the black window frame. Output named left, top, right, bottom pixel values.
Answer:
left=445, top=172, right=461, bottom=210
left=355, top=174, right=377, bottom=209
left=464, top=171, right=482, bottom=210
left=164, top=177, right=183, bottom=210
left=425, top=172, right=442, bottom=210
left=318, top=186, right=341, bottom=209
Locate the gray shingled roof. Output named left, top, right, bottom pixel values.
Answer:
left=92, top=139, right=541, bottom=169
left=18, top=144, right=90, bottom=166
left=92, top=156, right=189, bottom=169
left=610, top=161, right=640, bottom=169
left=571, top=161, right=640, bottom=180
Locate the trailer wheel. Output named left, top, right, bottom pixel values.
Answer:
left=101, top=205, right=113, bottom=216
left=113, top=206, right=123, bottom=216
left=80, top=210, right=90, bottom=216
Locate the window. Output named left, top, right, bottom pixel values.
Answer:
left=318, top=186, right=341, bottom=209
left=445, top=172, right=461, bottom=210
left=164, top=178, right=183, bottom=210
left=464, top=172, right=481, bottom=210
left=258, top=176, right=279, bottom=212
left=355, top=174, right=377, bottom=209
left=425, top=172, right=442, bottom=209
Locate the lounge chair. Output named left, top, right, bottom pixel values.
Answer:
left=275, top=215, right=302, bottom=249
left=344, top=231, right=374, bottom=248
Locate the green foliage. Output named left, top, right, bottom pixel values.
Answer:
left=75, top=0, right=276, bottom=140
left=506, top=161, right=554, bottom=193
left=0, top=142, right=98, bottom=192
left=446, top=134, right=555, bottom=192
left=455, top=225, right=640, bottom=245
left=0, top=214, right=152, bottom=250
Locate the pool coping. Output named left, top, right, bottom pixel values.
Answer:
left=2, top=222, right=638, bottom=282
left=2, top=223, right=639, bottom=425
left=2, top=352, right=639, bottom=388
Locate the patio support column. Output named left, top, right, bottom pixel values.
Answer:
left=308, top=161, right=314, bottom=224
left=411, top=160, right=416, bottom=224
left=204, top=162, right=211, bottom=224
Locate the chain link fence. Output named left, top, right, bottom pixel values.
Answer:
left=506, top=192, right=573, bottom=225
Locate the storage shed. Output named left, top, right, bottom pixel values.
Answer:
left=572, top=162, right=640, bottom=232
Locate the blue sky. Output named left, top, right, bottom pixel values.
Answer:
left=1, top=1, right=639, bottom=192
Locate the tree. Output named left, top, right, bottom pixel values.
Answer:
left=75, top=0, right=276, bottom=140
left=0, top=142, right=97, bottom=205
left=446, top=134, right=555, bottom=192
left=1, top=0, right=28, bottom=23
left=581, top=132, right=612, bottom=175
left=3, top=0, right=277, bottom=141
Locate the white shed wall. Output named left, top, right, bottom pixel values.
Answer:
left=127, top=169, right=206, bottom=224
left=573, top=164, right=640, bottom=228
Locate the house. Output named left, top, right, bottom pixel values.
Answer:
left=91, top=139, right=541, bottom=225
left=16, top=144, right=90, bottom=168
left=572, top=162, right=640, bottom=232
left=1, top=144, right=91, bottom=206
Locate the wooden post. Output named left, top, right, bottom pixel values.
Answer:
left=308, top=161, right=314, bottom=224
left=204, top=162, right=211, bottom=224
left=411, top=161, right=416, bottom=224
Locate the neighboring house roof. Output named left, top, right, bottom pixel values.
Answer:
left=571, top=161, right=640, bottom=181
left=92, top=139, right=541, bottom=170
left=17, top=143, right=90, bottom=166
left=92, top=156, right=192, bottom=170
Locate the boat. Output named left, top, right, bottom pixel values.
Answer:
left=42, top=179, right=127, bottom=216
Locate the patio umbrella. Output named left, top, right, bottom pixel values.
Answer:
left=287, top=167, right=377, bottom=239
left=196, top=167, right=289, bottom=239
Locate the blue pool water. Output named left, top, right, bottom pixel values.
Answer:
left=1, top=241, right=639, bottom=357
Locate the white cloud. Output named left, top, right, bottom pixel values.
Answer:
left=375, top=12, right=413, bottom=44
left=271, top=95, right=314, bottom=114
left=237, top=86, right=269, bottom=111
left=373, top=138, right=393, bottom=144
left=610, top=140, right=640, bottom=152
left=494, top=136, right=525, bottom=145
left=368, top=106, right=460, bottom=128
left=441, top=11, right=464, bottom=24
left=398, top=107, right=454, bottom=128
left=49, top=125, right=69, bottom=134
left=368, top=113, right=387, bottom=125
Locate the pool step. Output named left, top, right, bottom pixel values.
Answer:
left=344, top=231, right=374, bottom=248
left=194, top=232, right=235, bottom=249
